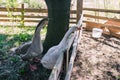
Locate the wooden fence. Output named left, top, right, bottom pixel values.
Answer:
left=0, top=4, right=77, bottom=27
left=0, top=5, right=120, bottom=26
left=1, top=4, right=117, bottom=26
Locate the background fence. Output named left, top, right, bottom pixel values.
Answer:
left=0, top=3, right=120, bottom=38
left=0, top=4, right=120, bottom=26
left=0, top=4, right=77, bottom=27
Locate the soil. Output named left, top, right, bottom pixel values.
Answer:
left=71, top=31, right=120, bottom=80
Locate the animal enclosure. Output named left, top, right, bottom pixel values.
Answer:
left=0, top=0, right=120, bottom=80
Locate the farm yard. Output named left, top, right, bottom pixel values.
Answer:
left=0, top=0, right=120, bottom=80
left=71, top=31, right=120, bottom=80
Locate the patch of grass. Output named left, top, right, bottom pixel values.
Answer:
left=0, top=54, right=27, bottom=80
left=116, top=76, right=120, bottom=80
left=0, top=26, right=47, bottom=53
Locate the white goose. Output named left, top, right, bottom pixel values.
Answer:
left=41, top=26, right=77, bottom=69
left=21, top=18, right=48, bottom=60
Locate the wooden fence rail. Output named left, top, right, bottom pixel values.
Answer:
left=49, top=13, right=83, bottom=80
left=83, top=8, right=120, bottom=14
left=84, top=14, right=120, bottom=22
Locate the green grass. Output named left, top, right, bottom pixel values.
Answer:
left=0, top=26, right=47, bottom=53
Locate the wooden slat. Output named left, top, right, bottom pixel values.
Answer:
left=0, top=14, right=8, bottom=17
left=0, top=14, right=76, bottom=20
left=77, top=12, right=84, bottom=28
left=70, top=17, right=77, bottom=20
left=69, top=21, right=77, bottom=24
left=65, top=28, right=83, bottom=80
left=84, top=14, right=120, bottom=22
left=66, top=32, right=76, bottom=72
left=65, top=13, right=83, bottom=80
left=0, top=19, right=21, bottom=22
left=0, top=7, right=22, bottom=12
left=0, top=19, right=40, bottom=22
left=0, top=7, right=120, bottom=16
left=0, top=7, right=77, bottom=13
left=49, top=52, right=64, bottom=80
left=84, top=20, right=120, bottom=29
left=77, top=0, right=83, bottom=22
left=0, top=19, right=42, bottom=22
left=25, top=20, right=76, bottom=23
left=84, top=20, right=103, bottom=30
left=0, top=19, right=76, bottom=24
left=24, top=20, right=41, bottom=22
left=0, top=25, right=34, bottom=27
left=0, top=14, right=47, bottom=18
left=2, top=7, right=120, bottom=14
left=0, top=7, right=48, bottom=13
left=24, top=8, right=47, bottom=13
left=70, top=10, right=77, bottom=14
left=1, top=7, right=120, bottom=14
left=24, top=15, right=46, bottom=18
left=83, top=8, right=120, bottom=14
left=0, top=14, right=22, bottom=18
left=65, top=30, right=81, bottom=80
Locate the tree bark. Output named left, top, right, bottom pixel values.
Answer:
left=43, top=0, right=71, bottom=53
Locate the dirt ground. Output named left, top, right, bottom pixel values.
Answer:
left=71, top=31, right=120, bottom=80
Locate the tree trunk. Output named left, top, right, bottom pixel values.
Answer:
left=43, top=0, right=71, bottom=53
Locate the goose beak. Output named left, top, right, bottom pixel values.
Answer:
left=77, top=27, right=81, bottom=30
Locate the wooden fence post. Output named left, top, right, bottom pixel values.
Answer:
left=77, top=0, right=83, bottom=22
left=21, top=3, right=24, bottom=26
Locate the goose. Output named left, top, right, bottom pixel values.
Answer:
left=41, top=26, right=78, bottom=69
left=11, top=18, right=48, bottom=56
left=21, top=18, right=48, bottom=60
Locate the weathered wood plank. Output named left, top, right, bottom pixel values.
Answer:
left=65, top=30, right=82, bottom=80
left=0, top=14, right=76, bottom=20
left=0, top=7, right=77, bottom=14
left=49, top=52, right=64, bottom=80
left=83, top=8, right=120, bottom=14
left=84, top=21, right=120, bottom=29
left=65, top=13, right=83, bottom=80
left=77, top=0, right=83, bottom=22
left=66, top=32, right=76, bottom=72
left=0, top=18, right=76, bottom=24
left=84, top=14, right=120, bottom=22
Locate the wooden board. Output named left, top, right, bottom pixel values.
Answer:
left=85, top=21, right=103, bottom=31
left=85, top=21, right=120, bottom=38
